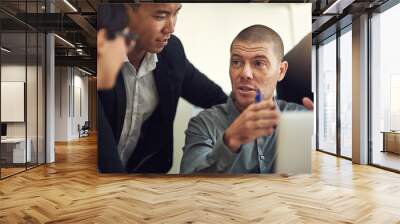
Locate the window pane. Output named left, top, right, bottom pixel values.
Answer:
left=318, top=36, right=337, bottom=154
left=340, top=28, right=352, bottom=158
left=371, top=3, right=400, bottom=171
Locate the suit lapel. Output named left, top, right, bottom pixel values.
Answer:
left=154, top=54, right=173, bottom=123
left=116, top=72, right=126, bottom=119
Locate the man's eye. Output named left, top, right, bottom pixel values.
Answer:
left=254, top=61, right=265, bottom=68
left=154, top=15, right=166, bottom=20
left=231, top=60, right=241, bottom=67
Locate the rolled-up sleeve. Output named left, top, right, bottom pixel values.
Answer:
left=180, top=116, right=238, bottom=174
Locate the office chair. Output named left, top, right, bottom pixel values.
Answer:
left=79, top=121, right=90, bottom=138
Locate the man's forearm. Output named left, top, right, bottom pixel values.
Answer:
left=223, top=129, right=241, bottom=153
left=181, top=136, right=238, bottom=174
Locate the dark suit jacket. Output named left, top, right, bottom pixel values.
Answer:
left=98, top=35, right=227, bottom=173
left=97, top=99, right=125, bottom=173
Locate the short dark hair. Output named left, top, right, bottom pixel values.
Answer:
left=231, top=24, right=284, bottom=61
left=97, top=4, right=129, bottom=39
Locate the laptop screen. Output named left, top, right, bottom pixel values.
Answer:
left=275, top=112, right=313, bottom=175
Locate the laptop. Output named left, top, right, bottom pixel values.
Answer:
left=275, top=111, right=314, bottom=175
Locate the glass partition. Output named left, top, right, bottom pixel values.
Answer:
left=370, top=3, right=400, bottom=171
left=0, top=1, right=46, bottom=179
left=27, top=31, right=38, bottom=169
left=1, top=30, right=28, bottom=177
left=339, top=27, right=352, bottom=158
left=317, top=35, right=337, bottom=155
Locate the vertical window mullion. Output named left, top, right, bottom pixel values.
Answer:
left=316, top=44, right=320, bottom=150
left=36, top=0, right=39, bottom=167
left=337, top=29, right=341, bottom=157
left=25, top=0, right=28, bottom=171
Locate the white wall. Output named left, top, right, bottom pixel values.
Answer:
left=1, top=65, right=26, bottom=141
left=72, top=73, right=89, bottom=138
left=1, top=65, right=26, bottom=81
left=54, top=67, right=89, bottom=141
left=55, top=66, right=68, bottom=141
left=169, top=3, right=311, bottom=173
left=1, top=64, right=45, bottom=163
left=1, top=65, right=33, bottom=138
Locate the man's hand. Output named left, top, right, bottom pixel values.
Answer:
left=302, top=97, right=314, bottom=111
left=223, top=100, right=279, bottom=152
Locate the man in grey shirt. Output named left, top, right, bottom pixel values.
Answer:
left=180, top=25, right=311, bottom=174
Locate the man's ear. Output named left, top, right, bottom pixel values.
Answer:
left=97, top=29, right=106, bottom=56
left=277, top=60, right=288, bottom=82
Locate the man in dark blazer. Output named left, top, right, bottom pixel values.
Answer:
left=98, top=3, right=227, bottom=173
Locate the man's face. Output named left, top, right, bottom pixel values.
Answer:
left=229, top=40, right=288, bottom=111
left=129, top=3, right=181, bottom=53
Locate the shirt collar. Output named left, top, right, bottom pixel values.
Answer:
left=123, top=52, right=158, bottom=77
left=142, top=52, right=158, bottom=75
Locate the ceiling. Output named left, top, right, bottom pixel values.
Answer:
left=0, top=0, right=392, bottom=74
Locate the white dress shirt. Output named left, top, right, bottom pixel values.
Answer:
left=118, top=53, right=159, bottom=166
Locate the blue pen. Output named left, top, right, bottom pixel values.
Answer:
left=255, top=89, right=262, bottom=103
